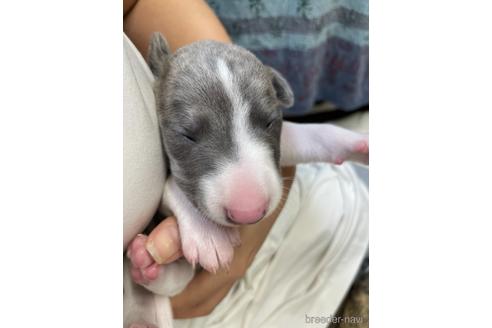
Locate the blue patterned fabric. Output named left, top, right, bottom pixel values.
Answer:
left=207, top=0, right=369, bottom=117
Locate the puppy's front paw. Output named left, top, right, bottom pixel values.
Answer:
left=180, top=220, right=240, bottom=273
left=126, top=234, right=160, bottom=285
left=127, top=234, right=195, bottom=296
left=163, top=177, right=242, bottom=273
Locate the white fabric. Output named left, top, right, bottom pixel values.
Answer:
left=175, top=163, right=369, bottom=328
left=123, top=34, right=174, bottom=328
left=123, top=34, right=165, bottom=249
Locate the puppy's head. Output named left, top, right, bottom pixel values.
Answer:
left=149, top=33, right=294, bottom=226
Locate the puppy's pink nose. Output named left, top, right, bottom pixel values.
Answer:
left=225, top=169, right=269, bottom=224
left=226, top=202, right=268, bottom=224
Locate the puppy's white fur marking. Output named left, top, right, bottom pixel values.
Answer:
left=199, top=59, right=282, bottom=225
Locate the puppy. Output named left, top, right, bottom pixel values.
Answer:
left=125, top=32, right=369, bottom=327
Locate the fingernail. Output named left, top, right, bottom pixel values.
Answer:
left=145, top=240, right=163, bottom=264
left=145, top=224, right=180, bottom=264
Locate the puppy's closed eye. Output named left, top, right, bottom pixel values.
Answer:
left=266, top=118, right=275, bottom=129
left=264, top=110, right=282, bottom=129
left=180, top=132, right=197, bottom=143
left=170, top=126, right=199, bottom=143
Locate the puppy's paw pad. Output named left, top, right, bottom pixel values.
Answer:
left=127, top=235, right=161, bottom=284
left=349, top=136, right=369, bottom=165
left=334, top=158, right=345, bottom=165
left=142, top=263, right=160, bottom=281
left=353, top=138, right=369, bottom=154
left=127, top=235, right=154, bottom=269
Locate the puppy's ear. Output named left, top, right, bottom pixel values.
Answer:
left=148, top=32, right=171, bottom=77
left=267, top=67, right=294, bottom=108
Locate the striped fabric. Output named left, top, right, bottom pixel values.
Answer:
left=207, top=0, right=369, bottom=117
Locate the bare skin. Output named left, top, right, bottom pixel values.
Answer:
left=124, top=0, right=231, bottom=56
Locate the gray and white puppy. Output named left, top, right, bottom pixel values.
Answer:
left=153, top=34, right=289, bottom=228
left=149, top=32, right=292, bottom=276
left=125, top=32, right=369, bottom=327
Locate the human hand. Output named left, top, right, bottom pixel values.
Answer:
left=126, top=217, right=183, bottom=285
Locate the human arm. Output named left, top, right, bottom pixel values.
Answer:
left=124, top=0, right=231, bottom=56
